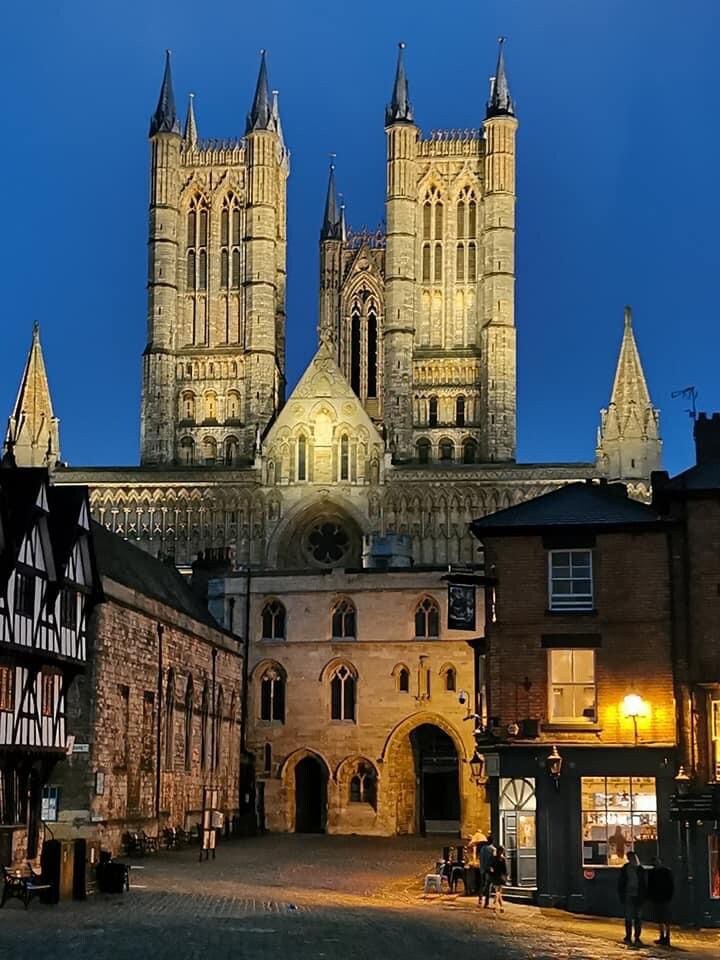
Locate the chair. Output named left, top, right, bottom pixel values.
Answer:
left=423, top=873, right=445, bottom=895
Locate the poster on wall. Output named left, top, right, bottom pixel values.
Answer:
left=448, top=582, right=476, bottom=631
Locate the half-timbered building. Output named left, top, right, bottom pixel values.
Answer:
left=0, top=464, right=98, bottom=866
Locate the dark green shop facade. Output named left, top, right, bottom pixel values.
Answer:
left=479, top=744, right=720, bottom=927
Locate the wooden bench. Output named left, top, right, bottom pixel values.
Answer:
left=1, top=865, right=52, bottom=909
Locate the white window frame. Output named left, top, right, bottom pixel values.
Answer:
left=548, top=648, right=597, bottom=724
left=548, top=549, right=594, bottom=611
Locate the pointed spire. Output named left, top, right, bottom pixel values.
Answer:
left=486, top=37, right=515, bottom=119
left=340, top=202, right=347, bottom=244
left=271, top=89, right=285, bottom=147
left=609, top=306, right=652, bottom=411
left=385, top=42, right=413, bottom=126
left=246, top=50, right=274, bottom=134
left=321, top=161, right=342, bottom=241
left=5, top=324, right=61, bottom=468
left=149, top=50, right=181, bottom=137
left=183, top=92, right=198, bottom=147
left=596, top=305, right=661, bottom=478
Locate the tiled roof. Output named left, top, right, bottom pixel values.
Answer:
left=91, top=522, right=221, bottom=631
left=471, top=481, right=664, bottom=536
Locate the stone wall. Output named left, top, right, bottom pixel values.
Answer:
left=50, top=577, right=242, bottom=854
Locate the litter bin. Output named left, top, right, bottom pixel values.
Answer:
left=73, top=839, right=101, bottom=899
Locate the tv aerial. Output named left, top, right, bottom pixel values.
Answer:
left=671, top=386, right=698, bottom=420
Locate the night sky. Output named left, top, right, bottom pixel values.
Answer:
left=2, top=0, right=718, bottom=476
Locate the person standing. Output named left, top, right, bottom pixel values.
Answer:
left=489, top=844, right=508, bottom=914
left=647, top=857, right=674, bottom=946
left=478, top=834, right=496, bottom=908
left=618, top=851, right=647, bottom=946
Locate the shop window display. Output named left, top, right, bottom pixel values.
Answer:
left=581, top=776, right=657, bottom=866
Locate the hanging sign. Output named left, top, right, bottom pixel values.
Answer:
left=448, top=582, right=476, bottom=631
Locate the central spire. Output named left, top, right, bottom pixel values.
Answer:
left=321, top=161, right=342, bottom=241
left=486, top=37, right=515, bottom=119
left=183, top=92, right=198, bottom=147
left=246, top=50, right=274, bottom=133
left=149, top=50, right=180, bottom=137
left=5, top=324, right=60, bottom=468
left=385, top=42, right=413, bottom=125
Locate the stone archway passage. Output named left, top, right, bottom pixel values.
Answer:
left=411, top=724, right=460, bottom=836
left=294, top=756, right=327, bottom=833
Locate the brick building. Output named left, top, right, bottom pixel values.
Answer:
left=652, top=413, right=720, bottom=925
left=470, top=480, right=677, bottom=918
left=49, top=524, right=242, bottom=853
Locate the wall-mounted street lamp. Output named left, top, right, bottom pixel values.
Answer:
left=546, top=744, right=563, bottom=789
left=622, top=693, right=648, bottom=744
left=469, top=749, right=487, bottom=784
left=674, top=765, right=691, bottom=796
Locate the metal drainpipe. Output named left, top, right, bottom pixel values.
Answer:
left=211, top=647, right=217, bottom=784
left=155, top=623, right=164, bottom=825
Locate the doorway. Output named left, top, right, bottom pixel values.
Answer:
left=411, top=724, right=460, bottom=835
left=294, top=756, right=327, bottom=833
left=499, top=778, right=536, bottom=887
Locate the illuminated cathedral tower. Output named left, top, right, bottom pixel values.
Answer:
left=141, top=51, right=289, bottom=467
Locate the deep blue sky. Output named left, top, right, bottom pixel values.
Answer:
left=2, top=0, right=718, bottom=475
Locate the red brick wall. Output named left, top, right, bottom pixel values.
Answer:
left=483, top=530, right=675, bottom=746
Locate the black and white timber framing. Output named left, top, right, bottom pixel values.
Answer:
left=0, top=463, right=100, bottom=862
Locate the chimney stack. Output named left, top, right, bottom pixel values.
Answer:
left=694, top=412, right=720, bottom=465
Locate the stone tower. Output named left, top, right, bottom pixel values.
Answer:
left=596, top=306, right=661, bottom=479
left=324, top=41, right=518, bottom=464
left=5, top=324, right=60, bottom=468
left=140, top=51, right=289, bottom=467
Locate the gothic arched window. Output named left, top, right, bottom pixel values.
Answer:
left=225, top=436, right=239, bottom=466
left=187, top=209, right=196, bottom=248
left=199, top=208, right=208, bottom=247
left=398, top=667, right=410, bottom=692
left=164, top=669, right=175, bottom=770
left=350, top=302, right=361, bottom=396
left=463, top=437, right=477, bottom=464
left=457, top=200, right=465, bottom=239
left=220, top=207, right=229, bottom=246
left=468, top=199, right=477, bottom=237
left=331, top=598, right=356, bottom=640
left=440, top=438, right=454, bottom=461
left=456, top=243, right=465, bottom=282
left=226, top=391, right=241, bottom=422
left=297, top=435, right=307, bottom=482
left=202, top=437, right=217, bottom=463
left=330, top=664, right=356, bottom=722
left=232, top=207, right=241, bottom=246
left=231, top=249, right=241, bottom=289
left=179, top=436, right=194, bottom=465
left=260, top=666, right=285, bottom=723
left=445, top=667, right=457, bottom=692
left=423, top=201, right=432, bottom=240
left=261, top=600, right=286, bottom=641
left=434, top=243, right=443, bottom=282
left=468, top=242, right=477, bottom=281
left=349, top=762, right=377, bottom=806
left=220, top=249, right=229, bottom=289
left=340, top=435, right=349, bottom=481
left=456, top=396, right=466, bottom=427
left=184, top=676, right=194, bottom=771
left=367, top=306, right=378, bottom=398
left=200, top=682, right=209, bottom=772
left=181, top=392, right=195, bottom=421
left=198, top=250, right=207, bottom=291
left=263, top=742, right=272, bottom=774
left=428, top=397, right=438, bottom=428
left=422, top=244, right=431, bottom=282
left=417, top=438, right=431, bottom=464
left=434, top=201, right=443, bottom=240
left=415, top=597, right=440, bottom=639
left=186, top=251, right=196, bottom=290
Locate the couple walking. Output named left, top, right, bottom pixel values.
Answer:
left=477, top=835, right=507, bottom=913
left=618, top=852, right=674, bottom=948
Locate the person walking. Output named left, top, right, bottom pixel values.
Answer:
left=618, top=850, right=647, bottom=946
left=488, top=844, right=508, bottom=914
left=478, top=834, right=496, bottom=907
left=647, top=857, right=674, bottom=946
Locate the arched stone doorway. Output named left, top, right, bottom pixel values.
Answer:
left=294, top=756, right=328, bottom=833
left=411, top=724, right=460, bottom=835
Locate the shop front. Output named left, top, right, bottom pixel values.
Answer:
left=483, top=746, right=680, bottom=919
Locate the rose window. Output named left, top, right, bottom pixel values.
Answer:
left=306, top=521, right=350, bottom=565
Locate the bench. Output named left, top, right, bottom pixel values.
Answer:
left=1, top=865, right=52, bottom=909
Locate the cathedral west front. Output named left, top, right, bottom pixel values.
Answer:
left=5, top=41, right=664, bottom=837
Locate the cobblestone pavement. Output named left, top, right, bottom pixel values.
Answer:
left=1, top=835, right=718, bottom=960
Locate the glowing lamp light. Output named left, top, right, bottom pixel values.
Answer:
left=622, top=693, right=646, bottom=718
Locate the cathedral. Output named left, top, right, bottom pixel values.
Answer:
left=5, top=42, right=661, bottom=572
left=4, top=40, right=665, bottom=839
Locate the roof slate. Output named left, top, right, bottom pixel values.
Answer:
left=471, top=481, right=664, bottom=536
left=90, top=521, right=221, bottom=630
